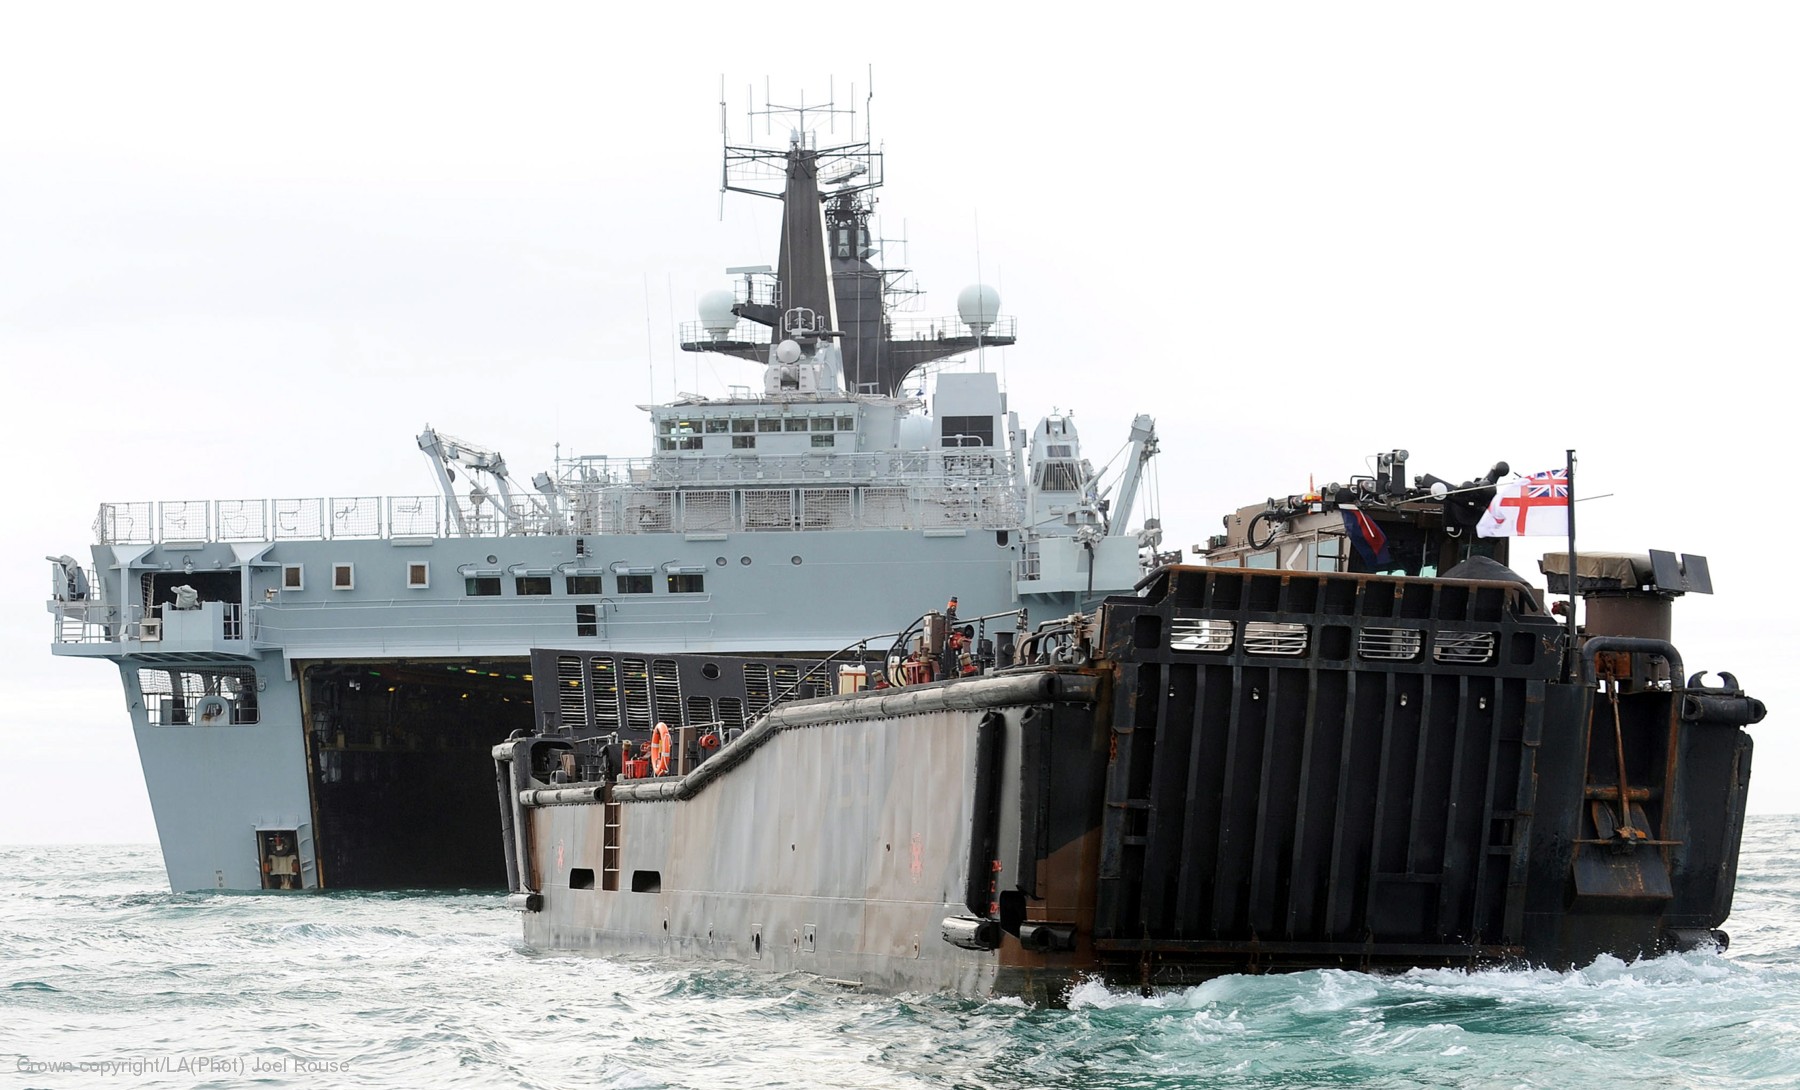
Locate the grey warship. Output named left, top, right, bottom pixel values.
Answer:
left=46, top=88, right=1165, bottom=893
left=498, top=452, right=1765, bottom=1001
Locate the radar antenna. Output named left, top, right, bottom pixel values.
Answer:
left=680, top=76, right=1018, bottom=398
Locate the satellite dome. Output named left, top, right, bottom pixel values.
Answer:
left=775, top=339, right=803, bottom=364
left=957, top=284, right=1001, bottom=334
left=698, top=290, right=737, bottom=338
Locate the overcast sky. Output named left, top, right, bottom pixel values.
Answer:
left=3, top=3, right=1796, bottom=843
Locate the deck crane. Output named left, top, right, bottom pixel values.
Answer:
left=417, top=426, right=566, bottom=535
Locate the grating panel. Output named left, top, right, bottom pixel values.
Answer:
left=620, top=659, right=652, bottom=728
left=1434, top=631, right=1496, bottom=665
left=1244, top=621, right=1308, bottom=656
left=1171, top=618, right=1234, bottom=652
left=590, top=658, right=620, bottom=729
left=1360, top=627, right=1423, bottom=661
left=557, top=655, right=585, bottom=728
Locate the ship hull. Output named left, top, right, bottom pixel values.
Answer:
left=502, top=566, right=1761, bottom=1001
left=69, top=526, right=1116, bottom=892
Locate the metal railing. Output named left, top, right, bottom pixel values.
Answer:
left=678, top=313, right=1017, bottom=352
left=93, top=449, right=1030, bottom=544
left=885, top=314, right=1018, bottom=343
left=97, top=496, right=453, bottom=545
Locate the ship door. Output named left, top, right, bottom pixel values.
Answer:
left=255, top=825, right=315, bottom=890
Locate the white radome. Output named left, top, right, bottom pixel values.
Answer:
left=699, top=290, right=738, bottom=337
left=957, top=284, right=1001, bottom=333
left=775, top=339, right=803, bottom=364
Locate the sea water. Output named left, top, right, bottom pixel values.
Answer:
left=4, top=816, right=1798, bottom=1089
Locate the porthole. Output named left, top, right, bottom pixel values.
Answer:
left=790, top=556, right=802, bottom=566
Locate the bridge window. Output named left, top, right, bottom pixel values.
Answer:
left=732, top=435, right=756, bottom=450
left=465, top=576, right=501, bottom=596
left=941, top=415, right=994, bottom=448
left=704, top=419, right=730, bottom=433
left=784, top=418, right=808, bottom=433
left=731, top=418, right=755, bottom=433
left=515, top=576, right=552, bottom=596
left=811, top=434, right=835, bottom=448
left=566, top=575, right=603, bottom=595
left=667, top=572, right=705, bottom=594
left=758, top=418, right=782, bottom=433
left=618, top=573, right=653, bottom=594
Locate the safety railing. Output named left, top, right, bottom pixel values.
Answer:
left=93, top=450, right=1028, bottom=544
left=96, top=497, right=453, bottom=545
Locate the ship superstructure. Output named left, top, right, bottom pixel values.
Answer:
left=46, top=87, right=1163, bottom=893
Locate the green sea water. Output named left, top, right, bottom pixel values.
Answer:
left=4, top=817, right=1798, bottom=1089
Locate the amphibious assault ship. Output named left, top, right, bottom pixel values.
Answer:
left=46, top=88, right=1168, bottom=893
left=497, top=452, right=1764, bottom=1001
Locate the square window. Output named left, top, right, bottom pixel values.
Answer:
left=732, top=435, right=756, bottom=450
left=566, top=575, right=603, bottom=595
left=810, top=434, right=835, bottom=448
left=618, top=573, right=653, bottom=594
left=516, top=576, right=552, bottom=596
left=282, top=565, right=304, bottom=591
left=407, top=562, right=429, bottom=589
left=332, top=564, right=354, bottom=590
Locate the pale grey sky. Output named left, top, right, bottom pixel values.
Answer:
left=3, top=2, right=1797, bottom=842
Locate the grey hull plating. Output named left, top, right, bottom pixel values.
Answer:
left=506, top=671, right=1106, bottom=1003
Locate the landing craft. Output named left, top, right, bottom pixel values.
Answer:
left=501, top=451, right=1763, bottom=1001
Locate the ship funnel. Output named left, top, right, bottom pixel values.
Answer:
left=957, top=284, right=1001, bottom=336
left=698, top=290, right=737, bottom=339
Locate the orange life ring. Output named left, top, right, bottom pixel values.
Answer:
left=649, top=722, right=673, bottom=777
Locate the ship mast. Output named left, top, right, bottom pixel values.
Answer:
left=681, top=80, right=1016, bottom=398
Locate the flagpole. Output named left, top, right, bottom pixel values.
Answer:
left=1565, top=449, right=1578, bottom=682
